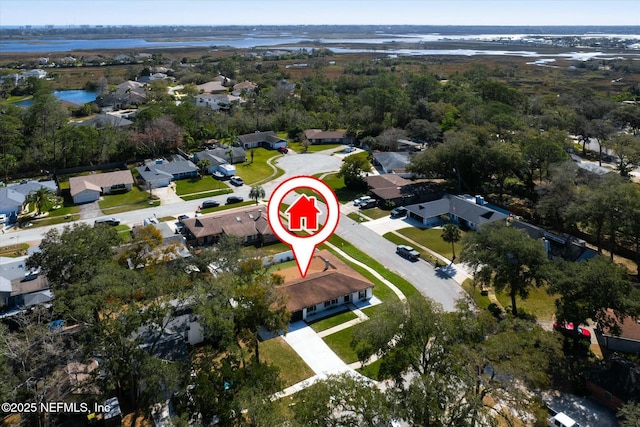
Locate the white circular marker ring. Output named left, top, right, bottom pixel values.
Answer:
left=268, top=176, right=340, bottom=277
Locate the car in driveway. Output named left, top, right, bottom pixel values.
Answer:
left=553, top=322, right=591, bottom=340
left=359, top=199, right=378, bottom=210
left=202, top=200, right=220, bottom=209
left=278, top=146, right=289, bottom=154
left=226, top=196, right=244, bottom=204
left=230, top=176, right=244, bottom=186
left=390, top=207, right=407, bottom=218
left=353, top=195, right=372, bottom=207
left=177, top=214, right=190, bottom=223
left=396, top=245, right=420, bottom=261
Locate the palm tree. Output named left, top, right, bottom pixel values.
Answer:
left=441, top=223, right=462, bottom=263
left=249, top=185, right=265, bottom=205
left=26, top=187, right=55, bottom=215
left=226, top=148, right=234, bottom=163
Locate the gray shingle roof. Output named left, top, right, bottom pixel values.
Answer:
left=373, top=152, right=411, bottom=172
left=405, top=194, right=508, bottom=225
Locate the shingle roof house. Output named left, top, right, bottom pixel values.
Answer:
left=0, top=188, right=25, bottom=222
left=404, top=194, right=508, bottom=230
left=182, top=206, right=276, bottom=246
left=69, top=170, right=134, bottom=204
left=275, top=250, right=374, bottom=322
left=237, top=131, right=287, bottom=150
left=304, top=129, right=355, bottom=145
left=136, top=159, right=198, bottom=189
left=365, top=175, right=443, bottom=206
left=373, top=151, right=412, bottom=174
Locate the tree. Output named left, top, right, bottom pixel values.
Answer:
left=26, top=223, right=120, bottom=288
left=249, top=185, right=265, bottom=205
left=604, top=132, right=640, bottom=177
left=337, top=153, right=371, bottom=190
left=292, top=373, right=393, bottom=427
left=550, top=255, right=637, bottom=338
left=441, top=224, right=462, bottom=263
left=460, top=222, right=549, bottom=317
left=196, top=158, right=210, bottom=174
left=26, top=187, right=56, bottom=215
left=618, top=402, right=640, bottom=427
left=535, top=162, right=580, bottom=232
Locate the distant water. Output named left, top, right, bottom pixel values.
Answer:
left=16, top=90, right=98, bottom=107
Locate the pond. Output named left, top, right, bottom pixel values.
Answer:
left=15, top=90, right=99, bottom=107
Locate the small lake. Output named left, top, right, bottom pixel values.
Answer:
left=15, top=90, right=99, bottom=107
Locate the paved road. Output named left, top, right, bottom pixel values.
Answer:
left=335, top=213, right=465, bottom=312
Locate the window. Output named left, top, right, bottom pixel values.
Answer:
left=359, top=290, right=366, bottom=300
left=307, top=305, right=316, bottom=312
left=331, top=299, right=338, bottom=305
left=344, top=295, right=350, bottom=303
left=324, top=301, right=331, bottom=308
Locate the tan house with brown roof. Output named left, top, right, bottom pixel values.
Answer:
left=365, top=174, right=443, bottom=207
left=182, top=206, right=276, bottom=246
left=275, top=250, right=374, bottom=322
left=69, top=170, right=134, bottom=204
left=304, top=129, right=355, bottom=145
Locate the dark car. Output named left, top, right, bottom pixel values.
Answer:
left=390, top=207, right=407, bottom=218
left=226, top=196, right=244, bottom=204
left=553, top=322, right=591, bottom=340
left=202, top=200, right=220, bottom=209
left=278, top=146, right=289, bottom=154
left=177, top=214, right=190, bottom=223
left=94, top=217, right=120, bottom=226
left=396, top=245, right=420, bottom=261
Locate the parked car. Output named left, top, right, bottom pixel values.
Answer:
left=177, top=215, right=190, bottom=223
left=23, top=267, right=41, bottom=282
left=143, top=217, right=159, bottom=226
left=94, top=217, right=120, bottom=226
left=230, top=176, right=244, bottom=186
left=202, top=200, right=220, bottom=209
left=396, top=245, right=420, bottom=261
left=390, top=207, right=407, bottom=218
left=226, top=196, right=244, bottom=204
left=353, top=196, right=372, bottom=207
left=553, top=321, right=591, bottom=340
left=278, top=146, right=289, bottom=154
left=547, top=412, right=581, bottom=427
left=359, top=199, right=378, bottom=210
left=344, top=146, right=355, bottom=153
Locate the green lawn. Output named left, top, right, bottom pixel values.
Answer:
left=174, top=176, right=228, bottom=196
left=461, top=279, right=493, bottom=310
left=0, top=243, right=30, bottom=258
left=382, top=232, right=441, bottom=267
left=234, top=148, right=282, bottom=185
left=326, top=234, right=420, bottom=300
left=199, top=200, right=255, bottom=214
left=358, top=207, right=390, bottom=220
left=115, top=224, right=132, bottom=243
left=99, top=187, right=160, bottom=213
left=322, top=326, right=360, bottom=364
left=313, top=173, right=363, bottom=204
left=259, top=337, right=315, bottom=388
left=181, top=188, right=232, bottom=201
left=356, top=358, right=384, bottom=380
left=288, top=142, right=344, bottom=153
left=495, top=286, right=558, bottom=321
left=395, top=226, right=465, bottom=262
left=347, top=212, right=369, bottom=223
left=28, top=214, right=81, bottom=228
left=308, top=309, right=358, bottom=333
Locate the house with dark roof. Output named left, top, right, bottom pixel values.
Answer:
left=182, top=206, right=276, bottom=246
left=303, top=129, right=355, bottom=145
left=595, top=309, right=640, bottom=354
left=510, top=220, right=597, bottom=262
left=197, top=80, right=227, bottom=94
left=72, top=114, right=133, bottom=128
left=404, top=194, right=508, bottom=230
left=275, top=250, right=374, bottom=322
left=365, top=175, right=443, bottom=207
left=373, top=151, right=412, bottom=176
left=0, top=255, right=51, bottom=310
left=136, top=159, right=198, bottom=190
left=585, top=354, right=640, bottom=410
left=192, top=150, right=237, bottom=175
left=237, top=131, right=287, bottom=150
left=69, top=170, right=134, bottom=204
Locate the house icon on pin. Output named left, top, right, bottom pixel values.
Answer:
left=285, top=194, right=321, bottom=232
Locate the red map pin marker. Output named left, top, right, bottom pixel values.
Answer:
left=268, top=176, right=340, bottom=277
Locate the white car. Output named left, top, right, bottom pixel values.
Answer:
left=230, top=176, right=244, bottom=186
left=353, top=196, right=372, bottom=206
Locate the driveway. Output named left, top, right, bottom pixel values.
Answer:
left=78, top=200, right=102, bottom=220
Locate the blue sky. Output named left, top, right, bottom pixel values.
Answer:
left=1, top=0, right=639, bottom=26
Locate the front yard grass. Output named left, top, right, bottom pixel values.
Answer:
left=234, top=148, right=282, bottom=185
left=0, top=243, right=30, bottom=258
left=174, top=176, right=229, bottom=196
left=288, top=142, right=343, bottom=153
left=347, top=212, right=369, bottom=223
left=308, top=310, right=358, bottom=333
left=396, top=226, right=465, bottom=262
left=358, top=207, right=390, bottom=220
left=322, top=326, right=360, bottom=364
left=495, top=286, right=558, bottom=321
left=259, top=337, right=314, bottom=388
left=356, top=358, right=384, bottom=380
left=313, top=173, right=362, bottom=204
left=181, top=188, right=232, bottom=201
left=99, top=187, right=160, bottom=214
left=199, top=200, right=254, bottom=214
left=461, top=278, right=492, bottom=310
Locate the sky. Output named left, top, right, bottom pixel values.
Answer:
left=0, top=0, right=639, bottom=27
